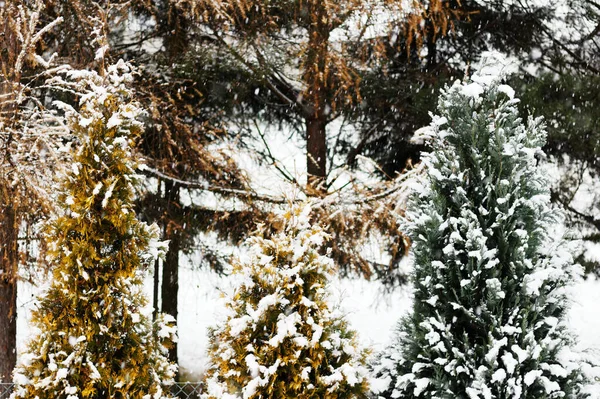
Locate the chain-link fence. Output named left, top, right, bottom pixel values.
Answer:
left=0, top=382, right=203, bottom=399
left=0, top=384, right=12, bottom=399
left=169, top=382, right=204, bottom=398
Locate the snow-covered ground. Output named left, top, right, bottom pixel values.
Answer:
left=16, top=260, right=600, bottom=381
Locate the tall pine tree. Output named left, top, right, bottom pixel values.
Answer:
left=12, top=60, right=177, bottom=399
left=204, top=202, right=369, bottom=399
left=371, top=52, right=585, bottom=398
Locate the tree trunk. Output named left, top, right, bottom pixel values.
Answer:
left=161, top=234, right=179, bottom=365
left=304, top=1, right=331, bottom=194
left=306, top=114, right=327, bottom=191
left=425, top=7, right=437, bottom=72
left=152, top=258, right=160, bottom=322
left=161, top=181, right=180, bottom=373
left=0, top=74, right=18, bottom=383
left=0, top=191, right=18, bottom=382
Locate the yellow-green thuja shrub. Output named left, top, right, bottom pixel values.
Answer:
left=12, top=60, right=177, bottom=399
left=204, top=203, right=370, bottom=399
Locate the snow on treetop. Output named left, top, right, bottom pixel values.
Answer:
left=411, top=52, right=518, bottom=145
left=274, top=201, right=315, bottom=231
left=205, top=201, right=369, bottom=398
left=48, top=59, right=141, bottom=135
left=471, top=51, right=519, bottom=88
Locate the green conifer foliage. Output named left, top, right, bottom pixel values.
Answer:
left=12, top=60, right=177, bottom=399
left=371, top=53, right=585, bottom=398
left=204, top=203, right=369, bottom=399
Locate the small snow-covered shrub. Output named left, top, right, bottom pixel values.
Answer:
left=204, top=202, right=369, bottom=399
left=372, top=52, right=586, bottom=398
left=12, top=60, right=177, bottom=399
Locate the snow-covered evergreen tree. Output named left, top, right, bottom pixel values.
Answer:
left=204, top=202, right=370, bottom=399
left=12, top=60, right=177, bottom=399
left=371, top=53, right=585, bottom=399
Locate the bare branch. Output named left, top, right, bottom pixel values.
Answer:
left=141, top=165, right=288, bottom=204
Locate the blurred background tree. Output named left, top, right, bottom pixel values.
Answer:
left=0, top=0, right=66, bottom=381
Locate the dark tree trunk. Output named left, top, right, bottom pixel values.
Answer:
left=160, top=2, right=189, bottom=64
left=161, top=181, right=180, bottom=373
left=152, top=179, right=162, bottom=322
left=424, top=9, right=437, bottom=72
left=0, top=25, right=18, bottom=379
left=304, top=2, right=330, bottom=194
left=161, top=234, right=180, bottom=364
left=0, top=192, right=17, bottom=382
left=152, top=258, right=160, bottom=322
left=306, top=114, right=327, bottom=191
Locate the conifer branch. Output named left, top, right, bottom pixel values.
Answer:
left=213, top=33, right=312, bottom=115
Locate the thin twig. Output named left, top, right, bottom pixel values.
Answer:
left=252, top=119, right=301, bottom=187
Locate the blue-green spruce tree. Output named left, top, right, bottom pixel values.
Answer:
left=372, top=54, right=585, bottom=399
